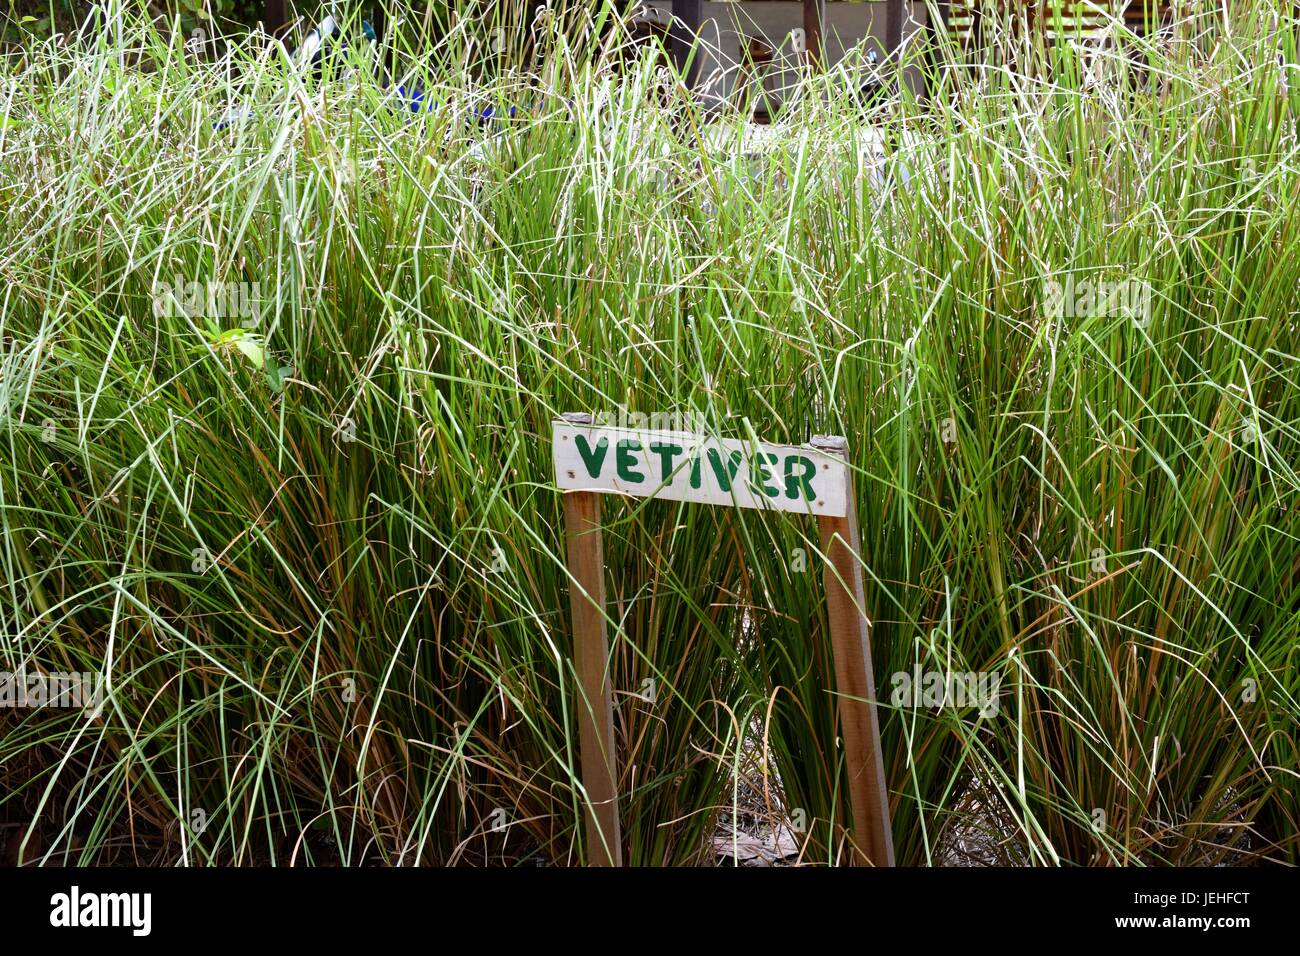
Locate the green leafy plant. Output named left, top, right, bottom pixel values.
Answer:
left=0, top=1, right=1296, bottom=866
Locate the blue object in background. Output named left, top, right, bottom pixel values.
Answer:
left=475, top=104, right=518, bottom=123
left=212, top=15, right=538, bottom=132
left=396, top=84, right=429, bottom=114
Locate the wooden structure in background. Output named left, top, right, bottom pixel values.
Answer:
left=261, top=1, right=1174, bottom=50
left=944, top=0, right=1173, bottom=47
left=669, top=0, right=903, bottom=66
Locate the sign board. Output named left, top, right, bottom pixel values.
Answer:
left=553, top=421, right=850, bottom=517
left=554, top=413, right=894, bottom=868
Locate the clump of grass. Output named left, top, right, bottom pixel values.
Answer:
left=0, top=0, right=1297, bottom=865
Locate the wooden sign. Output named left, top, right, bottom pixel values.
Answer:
left=555, top=413, right=894, bottom=867
left=553, top=421, right=850, bottom=516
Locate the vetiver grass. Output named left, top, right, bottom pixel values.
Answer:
left=0, top=0, right=1297, bottom=865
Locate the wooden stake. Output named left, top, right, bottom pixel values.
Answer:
left=671, top=0, right=703, bottom=88
left=561, top=417, right=622, bottom=866
left=811, top=436, right=895, bottom=867
left=803, top=0, right=826, bottom=70
left=263, top=0, right=288, bottom=37
left=884, top=0, right=906, bottom=60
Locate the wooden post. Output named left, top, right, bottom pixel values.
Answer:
left=885, top=0, right=906, bottom=60
left=263, top=0, right=288, bottom=37
left=561, top=416, right=623, bottom=867
left=810, top=436, right=895, bottom=867
left=924, top=0, right=952, bottom=100
left=671, top=0, right=703, bottom=87
left=804, top=0, right=825, bottom=70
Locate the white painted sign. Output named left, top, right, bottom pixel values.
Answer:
left=553, top=421, right=849, bottom=517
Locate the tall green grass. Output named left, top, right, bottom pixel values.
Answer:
left=0, top=0, right=1297, bottom=865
